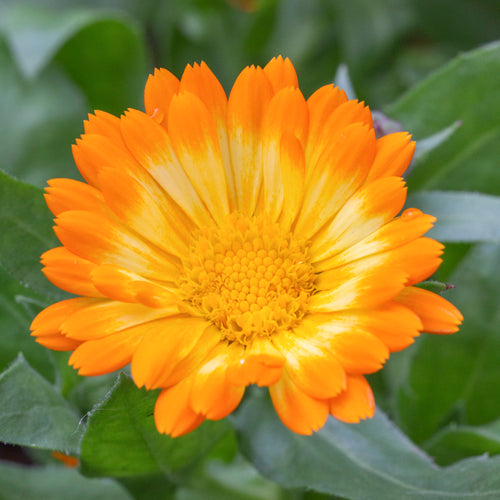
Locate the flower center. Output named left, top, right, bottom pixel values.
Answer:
left=180, top=213, right=316, bottom=345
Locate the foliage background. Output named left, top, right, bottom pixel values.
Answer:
left=0, top=0, right=499, bottom=498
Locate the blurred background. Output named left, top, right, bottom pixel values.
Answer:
left=0, top=0, right=498, bottom=187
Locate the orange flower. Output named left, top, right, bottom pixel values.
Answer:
left=31, top=56, right=462, bottom=436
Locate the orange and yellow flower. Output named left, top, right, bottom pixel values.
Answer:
left=30, top=56, right=462, bottom=436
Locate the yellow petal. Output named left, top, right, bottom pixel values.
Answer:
left=310, top=176, right=407, bottom=263
left=300, top=315, right=390, bottom=374
left=97, top=167, right=192, bottom=258
left=261, top=87, right=308, bottom=221
left=179, top=62, right=236, bottom=209
left=295, top=123, right=375, bottom=240
left=316, top=208, right=437, bottom=272
left=274, top=332, right=346, bottom=399
left=120, top=108, right=213, bottom=228
left=310, top=257, right=408, bottom=312
left=61, top=300, right=176, bottom=340
left=54, top=210, right=180, bottom=282
left=168, top=91, right=230, bottom=226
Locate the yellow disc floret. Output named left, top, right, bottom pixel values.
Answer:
left=180, top=213, right=316, bottom=345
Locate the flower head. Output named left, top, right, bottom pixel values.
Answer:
left=31, top=56, right=462, bottom=436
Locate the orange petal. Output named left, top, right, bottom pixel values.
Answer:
left=310, top=176, right=407, bottom=263
left=382, top=237, right=443, bottom=286
left=180, top=62, right=227, bottom=121
left=330, top=329, right=390, bottom=374
left=269, top=371, right=329, bottom=435
left=227, top=65, right=273, bottom=215
left=91, top=264, right=177, bottom=308
left=366, top=132, right=415, bottom=182
left=189, top=345, right=245, bottom=420
left=263, top=55, right=299, bottom=93
left=330, top=374, right=375, bottom=423
left=168, top=92, right=230, bottom=226
left=131, top=316, right=210, bottom=390
left=295, top=123, right=375, bottom=241
left=68, top=326, right=144, bottom=376
left=30, top=298, right=95, bottom=335
left=395, top=286, right=463, bottom=334
left=44, top=178, right=106, bottom=217
left=120, top=108, right=213, bottom=228
left=34, top=334, right=81, bottom=351
left=226, top=336, right=285, bottom=387
left=83, top=110, right=124, bottom=143
left=72, top=132, right=140, bottom=189
left=156, top=325, right=221, bottom=389
left=144, top=67, right=180, bottom=127
left=306, top=84, right=348, bottom=162
left=274, top=333, right=346, bottom=399
left=41, top=247, right=102, bottom=297
left=154, top=380, right=205, bottom=437
left=316, top=302, right=422, bottom=353
left=306, top=99, right=372, bottom=170
left=61, top=300, right=176, bottom=341
left=54, top=210, right=179, bottom=281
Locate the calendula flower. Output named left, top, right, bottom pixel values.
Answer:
left=31, top=56, right=462, bottom=437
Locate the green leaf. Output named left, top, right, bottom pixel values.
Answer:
left=407, top=191, right=500, bottom=243
left=397, top=243, right=500, bottom=443
left=0, top=267, right=54, bottom=379
left=0, top=355, right=81, bottom=454
left=415, top=280, right=455, bottom=294
left=80, top=374, right=232, bottom=478
left=176, top=457, right=284, bottom=500
left=388, top=42, right=500, bottom=195
left=424, top=419, right=500, bottom=466
left=0, top=461, right=133, bottom=500
left=0, top=170, right=67, bottom=300
left=233, top=389, right=500, bottom=499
